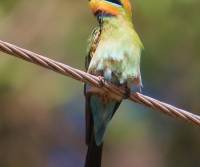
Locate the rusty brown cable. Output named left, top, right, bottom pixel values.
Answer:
left=0, top=39, right=200, bottom=127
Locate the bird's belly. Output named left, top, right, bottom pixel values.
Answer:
left=88, top=47, right=141, bottom=84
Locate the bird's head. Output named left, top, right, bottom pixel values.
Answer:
left=89, top=0, right=132, bottom=19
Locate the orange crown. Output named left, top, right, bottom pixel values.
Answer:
left=89, top=0, right=132, bottom=17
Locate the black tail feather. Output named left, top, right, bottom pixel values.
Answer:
left=85, top=133, right=103, bottom=167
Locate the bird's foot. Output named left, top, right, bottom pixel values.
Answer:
left=97, top=76, right=105, bottom=87
left=124, top=87, right=131, bottom=99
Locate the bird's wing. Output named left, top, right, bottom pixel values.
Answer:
left=84, top=27, right=101, bottom=145
left=85, top=27, right=101, bottom=71
left=84, top=27, right=121, bottom=167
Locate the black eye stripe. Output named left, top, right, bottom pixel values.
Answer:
left=105, top=0, right=122, bottom=6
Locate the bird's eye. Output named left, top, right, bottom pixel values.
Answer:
left=105, top=0, right=122, bottom=6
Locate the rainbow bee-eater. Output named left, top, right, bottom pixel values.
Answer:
left=84, top=0, right=143, bottom=166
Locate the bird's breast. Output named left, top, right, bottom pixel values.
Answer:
left=88, top=38, right=141, bottom=84
left=88, top=17, right=143, bottom=84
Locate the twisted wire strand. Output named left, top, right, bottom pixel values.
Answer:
left=0, top=39, right=200, bottom=127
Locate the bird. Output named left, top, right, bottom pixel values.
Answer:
left=84, top=0, right=143, bottom=166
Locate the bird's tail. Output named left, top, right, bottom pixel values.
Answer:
left=85, top=133, right=103, bottom=167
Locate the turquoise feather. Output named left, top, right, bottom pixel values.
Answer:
left=90, top=95, right=118, bottom=146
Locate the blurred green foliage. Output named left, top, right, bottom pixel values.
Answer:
left=0, top=0, right=200, bottom=167
left=0, top=0, right=23, bottom=17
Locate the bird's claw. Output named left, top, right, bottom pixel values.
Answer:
left=123, top=87, right=131, bottom=99
left=98, top=76, right=105, bottom=87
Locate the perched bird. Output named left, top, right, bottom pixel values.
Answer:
left=84, top=0, right=143, bottom=166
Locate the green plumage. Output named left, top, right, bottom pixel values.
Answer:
left=88, top=15, right=143, bottom=84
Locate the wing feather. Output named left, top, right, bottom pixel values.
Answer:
left=84, top=27, right=101, bottom=145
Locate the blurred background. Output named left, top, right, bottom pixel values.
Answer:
left=0, top=0, right=200, bottom=167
